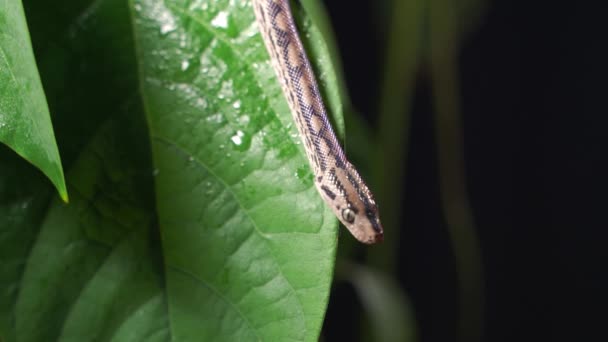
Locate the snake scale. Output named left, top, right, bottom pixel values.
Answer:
left=252, top=0, right=383, bottom=244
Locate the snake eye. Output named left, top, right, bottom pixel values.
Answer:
left=341, top=208, right=356, bottom=224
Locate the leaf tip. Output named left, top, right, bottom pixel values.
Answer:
left=59, top=188, right=69, bottom=203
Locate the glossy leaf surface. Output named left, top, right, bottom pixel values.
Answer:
left=0, top=0, right=343, bottom=341
left=0, top=0, right=67, bottom=201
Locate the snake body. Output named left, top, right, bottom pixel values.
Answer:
left=252, top=0, right=383, bottom=244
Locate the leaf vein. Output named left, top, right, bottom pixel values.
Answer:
left=152, top=136, right=307, bottom=338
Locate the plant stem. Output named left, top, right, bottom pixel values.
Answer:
left=428, top=0, right=484, bottom=341
left=370, top=0, right=424, bottom=272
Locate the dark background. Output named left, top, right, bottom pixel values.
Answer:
left=321, top=0, right=608, bottom=341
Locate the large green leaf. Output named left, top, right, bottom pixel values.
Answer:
left=0, top=145, right=54, bottom=342
left=132, top=0, right=339, bottom=339
left=339, top=262, right=418, bottom=342
left=13, top=118, right=167, bottom=342
left=0, top=0, right=67, bottom=201
left=0, top=0, right=341, bottom=341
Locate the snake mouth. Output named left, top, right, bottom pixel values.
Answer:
left=358, top=231, right=383, bottom=245
left=370, top=231, right=384, bottom=244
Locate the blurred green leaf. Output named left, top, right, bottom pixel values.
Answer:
left=370, top=0, right=424, bottom=271
left=456, top=0, right=487, bottom=40
left=0, top=0, right=67, bottom=201
left=338, top=262, right=417, bottom=342
left=1, top=0, right=343, bottom=341
left=429, top=0, right=484, bottom=341
left=0, top=146, right=54, bottom=342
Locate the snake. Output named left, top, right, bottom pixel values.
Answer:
left=252, top=0, right=383, bottom=244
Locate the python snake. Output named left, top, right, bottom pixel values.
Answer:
left=252, top=0, right=383, bottom=244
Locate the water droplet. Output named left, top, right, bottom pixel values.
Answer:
left=218, top=80, right=234, bottom=101
left=160, top=22, right=176, bottom=34
left=230, top=130, right=251, bottom=152
left=158, top=8, right=177, bottom=35
left=231, top=130, right=245, bottom=146
left=181, top=60, right=190, bottom=70
left=211, top=11, right=229, bottom=29
left=179, top=34, right=188, bottom=48
left=196, top=98, right=206, bottom=107
left=188, top=156, right=194, bottom=162
left=232, top=100, right=241, bottom=109
left=206, top=113, right=223, bottom=124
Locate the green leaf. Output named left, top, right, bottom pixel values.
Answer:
left=0, top=145, right=54, bottom=342
left=1, top=0, right=341, bottom=341
left=0, top=0, right=67, bottom=201
left=368, top=0, right=424, bottom=270
left=429, top=1, right=484, bottom=341
left=131, top=0, right=338, bottom=339
left=13, top=119, right=168, bottom=342
left=341, top=262, right=417, bottom=342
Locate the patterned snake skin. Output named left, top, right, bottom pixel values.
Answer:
left=252, top=0, right=383, bottom=244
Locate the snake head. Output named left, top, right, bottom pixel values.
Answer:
left=316, top=165, right=384, bottom=244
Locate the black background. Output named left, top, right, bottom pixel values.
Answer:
left=321, top=0, right=608, bottom=341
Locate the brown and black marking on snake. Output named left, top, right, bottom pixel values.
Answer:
left=258, top=0, right=346, bottom=172
left=252, top=0, right=383, bottom=244
left=344, top=168, right=383, bottom=234
left=328, top=166, right=382, bottom=234
left=319, top=185, right=336, bottom=200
